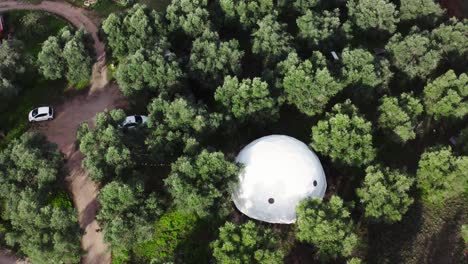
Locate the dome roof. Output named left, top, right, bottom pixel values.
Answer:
left=232, top=135, right=327, bottom=224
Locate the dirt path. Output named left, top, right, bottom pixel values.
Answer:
left=0, top=1, right=125, bottom=263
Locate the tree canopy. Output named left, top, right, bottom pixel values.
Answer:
left=0, top=133, right=81, bottom=263
left=214, top=76, right=278, bottom=123
left=357, top=165, right=414, bottom=223
left=102, top=4, right=166, bottom=60
left=219, top=0, right=274, bottom=29
left=146, top=96, right=222, bottom=160
left=0, top=41, right=26, bottom=101
left=416, top=147, right=467, bottom=206
left=296, top=196, right=359, bottom=259
left=211, top=221, right=284, bottom=264
left=277, top=51, right=342, bottom=116
left=165, top=150, right=240, bottom=218
left=423, top=70, right=468, bottom=120
left=97, top=180, right=161, bottom=253
left=378, top=93, right=424, bottom=143
left=189, top=30, right=244, bottom=87
left=166, top=0, right=211, bottom=37
left=386, top=31, right=441, bottom=80
left=346, top=0, right=399, bottom=34
left=311, top=100, right=376, bottom=166
left=77, top=109, right=133, bottom=182
left=115, top=48, right=183, bottom=96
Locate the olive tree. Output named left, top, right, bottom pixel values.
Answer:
left=102, top=4, right=166, bottom=60
left=0, top=41, right=26, bottom=100
left=211, top=221, right=284, bottom=264
left=97, top=181, right=161, bottom=251
left=0, top=133, right=81, bottom=264
left=252, top=13, right=293, bottom=65
left=296, top=9, right=341, bottom=47
left=219, top=0, right=274, bottom=29
left=166, top=0, right=211, bottom=37
left=357, top=165, right=414, bottom=223
left=214, top=76, right=278, bottom=123
left=277, top=52, right=342, bottom=116
left=165, top=150, right=240, bottom=217
left=386, top=31, right=441, bottom=80
left=115, top=48, right=183, bottom=96
left=378, top=93, right=424, bottom=143
left=347, top=0, right=399, bottom=34
left=416, top=147, right=467, bottom=206
left=146, top=97, right=222, bottom=160
left=296, top=196, right=359, bottom=259
left=37, top=36, right=65, bottom=80
left=77, top=109, right=133, bottom=182
left=189, top=30, right=244, bottom=87
left=423, top=70, right=468, bottom=120
left=311, top=100, right=376, bottom=166
left=341, top=47, right=392, bottom=90
left=399, top=0, right=445, bottom=26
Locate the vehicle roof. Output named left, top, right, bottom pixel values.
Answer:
left=36, top=106, right=51, bottom=114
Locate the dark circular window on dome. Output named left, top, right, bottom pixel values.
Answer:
left=268, top=198, right=275, bottom=204
left=313, top=180, right=317, bottom=187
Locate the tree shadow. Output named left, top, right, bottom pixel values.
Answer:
left=366, top=200, right=424, bottom=264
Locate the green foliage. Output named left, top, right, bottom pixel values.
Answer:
left=378, top=93, right=424, bottom=143
left=0, top=133, right=81, bottom=263
left=165, top=150, right=240, bottom=217
left=211, top=221, right=284, bottom=264
left=291, top=0, right=320, bottom=13
left=423, top=70, right=468, bottom=120
left=296, top=9, right=341, bottom=47
left=311, top=100, right=376, bottom=166
left=252, top=13, right=293, bottom=65
left=77, top=109, right=133, bottom=181
left=146, top=96, right=222, bottom=160
left=347, top=257, right=363, bottom=264
left=63, top=30, right=93, bottom=85
left=341, top=47, right=392, bottom=90
left=296, top=196, right=359, bottom=259
left=115, top=48, right=183, bottom=96
left=166, top=0, right=210, bottom=37
left=189, top=30, right=244, bottom=87
left=219, top=0, right=274, bottom=29
left=134, top=211, right=197, bottom=262
left=462, top=225, right=468, bottom=246
left=386, top=31, right=441, bottom=80
left=416, top=147, right=468, bottom=207
left=277, top=51, right=342, bottom=116
left=0, top=41, right=27, bottom=100
left=399, top=0, right=445, bottom=25
left=432, top=18, right=468, bottom=58
left=37, top=36, right=65, bottom=80
left=357, top=165, right=414, bottom=223
left=347, top=0, right=399, bottom=33
left=102, top=4, right=166, bottom=60
left=97, top=180, right=162, bottom=251
left=38, top=28, right=93, bottom=86
left=214, top=76, right=278, bottom=123
left=49, top=191, right=73, bottom=209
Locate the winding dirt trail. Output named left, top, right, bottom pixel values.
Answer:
left=0, top=1, right=126, bottom=263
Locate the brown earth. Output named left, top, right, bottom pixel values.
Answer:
left=0, top=1, right=127, bottom=263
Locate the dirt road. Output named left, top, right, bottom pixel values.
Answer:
left=0, top=1, right=125, bottom=263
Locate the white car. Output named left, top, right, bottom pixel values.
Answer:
left=28, top=106, right=54, bottom=122
left=121, top=115, right=148, bottom=128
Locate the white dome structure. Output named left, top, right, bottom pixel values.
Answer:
left=232, top=135, right=327, bottom=224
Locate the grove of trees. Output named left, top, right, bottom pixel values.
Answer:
left=1, top=0, right=467, bottom=263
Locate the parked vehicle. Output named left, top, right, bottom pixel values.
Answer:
left=28, top=106, right=54, bottom=122
left=121, top=115, right=148, bottom=128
